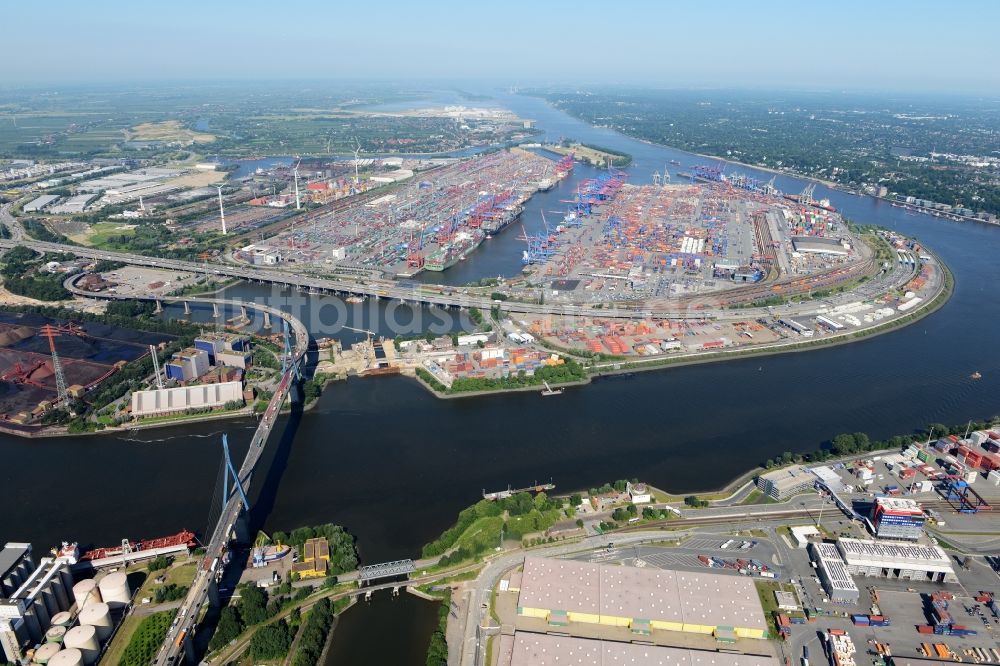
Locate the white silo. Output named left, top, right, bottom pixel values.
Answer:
left=45, top=624, right=68, bottom=644
left=34, top=642, right=62, bottom=664
left=63, top=625, right=99, bottom=665
left=71, top=579, right=101, bottom=608
left=48, top=648, right=84, bottom=666
left=50, top=611, right=73, bottom=628
left=97, top=572, right=130, bottom=609
left=78, top=602, right=113, bottom=641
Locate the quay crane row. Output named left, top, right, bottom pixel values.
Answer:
left=64, top=278, right=309, bottom=664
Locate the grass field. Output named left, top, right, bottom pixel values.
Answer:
left=454, top=515, right=505, bottom=553
left=128, top=120, right=215, bottom=145
left=755, top=579, right=798, bottom=638
left=67, top=222, right=136, bottom=246
left=102, top=612, right=143, bottom=666
left=115, top=610, right=177, bottom=666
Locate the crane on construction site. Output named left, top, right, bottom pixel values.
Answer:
left=38, top=324, right=68, bottom=402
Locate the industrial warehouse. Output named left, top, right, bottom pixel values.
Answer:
left=811, top=537, right=957, bottom=606
left=497, top=632, right=777, bottom=666
left=810, top=542, right=861, bottom=604
left=515, top=557, right=768, bottom=640
left=836, top=538, right=957, bottom=582
left=129, top=380, right=244, bottom=418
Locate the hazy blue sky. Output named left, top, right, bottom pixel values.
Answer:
left=6, top=0, right=999, bottom=93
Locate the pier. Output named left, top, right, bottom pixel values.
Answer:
left=483, top=482, right=555, bottom=501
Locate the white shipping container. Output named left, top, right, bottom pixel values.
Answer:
left=988, top=470, right=1000, bottom=486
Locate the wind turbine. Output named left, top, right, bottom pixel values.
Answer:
left=352, top=138, right=361, bottom=186
left=217, top=185, right=227, bottom=234
left=293, top=158, right=301, bottom=210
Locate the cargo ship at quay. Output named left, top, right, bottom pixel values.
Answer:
left=424, top=230, right=485, bottom=271
left=52, top=531, right=199, bottom=570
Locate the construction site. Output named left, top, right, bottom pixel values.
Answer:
left=234, top=149, right=564, bottom=277
left=0, top=313, right=173, bottom=426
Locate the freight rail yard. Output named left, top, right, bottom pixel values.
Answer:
left=235, top=149, right=562, bottom=277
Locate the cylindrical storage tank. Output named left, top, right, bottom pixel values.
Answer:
left=97, top=572, right=129, bottom=609
left=48, top=648, right=84, bottom=666
left=45, top=625, right=68, bottom=644
left=50, top=611, right=73, bottom=628
left=77, top=602, right=112, bottom=641
left=72, top=579, right=101, bottom=608
left=63, top=625, right=99, bottom=665
left=34, top=642, right=62, bottom=664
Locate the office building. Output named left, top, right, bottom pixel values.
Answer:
left=756, top=466, right=813, bottom=501
left=871, top=497, right=925, bottom=540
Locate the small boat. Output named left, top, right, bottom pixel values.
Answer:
left=541, top=380, right=563, bottom=396
left=971, top=371, right=982, bottom=380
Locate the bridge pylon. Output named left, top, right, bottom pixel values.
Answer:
left=222, top=434, right=250, bottom=512
left=281, top=318, right=300, bottom=380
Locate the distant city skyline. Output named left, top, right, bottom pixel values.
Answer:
left=4, top=0, right=1000, bottom=94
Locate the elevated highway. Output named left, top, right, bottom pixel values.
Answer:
left=63, top=276, right=309, bottom=665
left=0, top=237, right=879, bottom=320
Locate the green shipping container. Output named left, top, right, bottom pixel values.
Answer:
left=917, top=450, right=930, bottom=462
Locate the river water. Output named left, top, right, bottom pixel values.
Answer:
left=2, top=89, right=998, bottom=665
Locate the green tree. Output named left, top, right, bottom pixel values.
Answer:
left=209, top=606, right=243, bottom=650
left=238, top=585, right=270, bottom=625
left=249, top=619, right=293, bottom=660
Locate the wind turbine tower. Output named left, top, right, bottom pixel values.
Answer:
left=216, top=186, right=227, bottom=234
left=353, top=138, right=361, bottom=186
left=293, top=160, right=301, bottom=210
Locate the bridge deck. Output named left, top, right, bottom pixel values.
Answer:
left=358, top=559, right=417, bottom=581
left=63, top=280, right=310, bottom=666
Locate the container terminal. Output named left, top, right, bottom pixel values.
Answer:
left=522, top=177, right=869, bottom=308
left=234, top=149, right=564, bottom=277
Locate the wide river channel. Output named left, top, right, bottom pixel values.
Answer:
left=2, top=89, right=999, bottom=664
